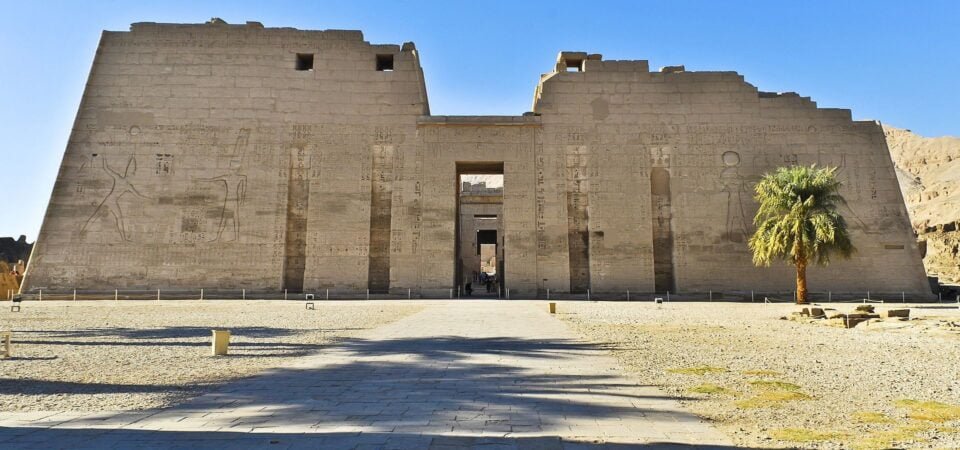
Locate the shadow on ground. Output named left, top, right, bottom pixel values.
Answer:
left=0, top=427, right=771, bottom=449
left=5, top=335, right=731, bottom=447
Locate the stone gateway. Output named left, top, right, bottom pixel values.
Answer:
left=21, top=20, right=930, bottom=298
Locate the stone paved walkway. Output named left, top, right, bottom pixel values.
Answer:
left=0, top=301, right=734, bottom=449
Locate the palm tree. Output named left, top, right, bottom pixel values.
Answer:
left=748, top=165, right=854, bottom=304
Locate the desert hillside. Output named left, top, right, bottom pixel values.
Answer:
left=883, top=125, right=960, bottom=284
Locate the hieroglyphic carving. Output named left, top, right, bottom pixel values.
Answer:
left=81, top=155, right=147, bottom=241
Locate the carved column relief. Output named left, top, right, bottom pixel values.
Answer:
left=650, top=146, right=676, bottom=293
left=565, top=143, right=591, bottom=293
left=367, top=144, right=394, bottom=293
left=282, top=147, right=310, bottom=292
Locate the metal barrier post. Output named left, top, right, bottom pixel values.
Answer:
left=200, top=289, right=204, bottom=301
left=73, top=289, right=76, bottom=301
left=751, top=290, right=754, bottom=302
left=627, top=290, right=630, bottom=301
left=366, top=289, right=370, bottom=300
left=709, top=290, right=713, bottom=301
left=284, top=289, right=288, bottom=300
left=114, top=289, right=118, bottom=302
left=587, top=289, right=591, bottom=301
left=326, top=289, right=329, bottom=300
left=157, top=289, right=161, bottom=302
left=408, top=288, right=411, bottom=299
left=39, top=289, right=42, bottom=302
left=242, top=289, right=246, bottom=300
left=547, top=289, right=550, bottom=300
left=667, top=291, right=670, bottom=302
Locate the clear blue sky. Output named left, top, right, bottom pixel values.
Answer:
left=1, top=0, right=958, bottom=240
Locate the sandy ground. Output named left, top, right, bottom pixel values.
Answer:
left=0, top=300, right=423, bottom=411
left=560, top=301, right=960, bottom=449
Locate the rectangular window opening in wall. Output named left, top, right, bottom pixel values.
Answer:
left=376, top=54, right=394, bottom=71
left=566, top=59, right=583, bottom=72
left=295, top=53, right=314, bottom=71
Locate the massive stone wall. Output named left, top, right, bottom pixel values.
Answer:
left=533, top=53, right=928, bottom=296
left=22, top=21, right=931, bottom=297
left=23, top=21, right=428, bottom=292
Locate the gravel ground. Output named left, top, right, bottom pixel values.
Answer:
left=0, top=300, right=423, bottom=411
left=560, top=301, right=960, bottom=449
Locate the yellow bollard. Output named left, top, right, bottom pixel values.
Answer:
left=549, top=302, right=556, bottom=314
left=211, top=330, right=230, bottom=356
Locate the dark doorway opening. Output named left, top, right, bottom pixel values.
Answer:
left=456, top=162, right=504, bottom=298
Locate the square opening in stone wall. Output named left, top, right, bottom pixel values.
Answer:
left=566, top=59, right=583, bottom=72
left=376, top=54, right=394, bottom=71
left=295, top=53, right=314, bottom=71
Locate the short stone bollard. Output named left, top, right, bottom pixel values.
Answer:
left=0, top=332, right=11, bottom=358
left=211, top=330, right=230, bottom=356
left=549, top=302, right=556, bottom=314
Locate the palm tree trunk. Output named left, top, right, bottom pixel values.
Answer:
left=796, top=258, right=808, bottom=304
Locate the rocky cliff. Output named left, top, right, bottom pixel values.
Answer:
left=884, top=126, right=960, bottom=284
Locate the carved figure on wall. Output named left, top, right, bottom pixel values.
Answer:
left=200, top=173, right=247, bottom=241
left=200, top=128, right=251, bottom=242
left=81, top=155, right=147, bottom=241
left=720, top=151, right=749, bottom=242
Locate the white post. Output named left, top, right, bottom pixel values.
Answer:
left=408, top=288, right=411, bottom=299
left=587, top=289, right=591, bottom=301
left=39, top=289, right=42, bottom=301
left=867, top=291, right=870, bottom=301
left=449, top=288, right=453, bottom=299
left=114, top=289, right=118, bottom=302
left=829, top=291, right=832, bottom=302
left=627, top=290, right=630, bottom=301
left=200, top=289, right=204, bottom=301
left=902, top=292, right=905, bottom=303
left=157, top=289, right=161, bottom=302
left=326, top=289, right=329, bottom=300
left=284, top=289, right=288, bottom=300
left=366, top=289, right=370, bottom=300
left=667, top=291, right=670, bottom=302
left=751, top=290, right=754, bottom=302
left=242, top=289, right=246, bottom=300
left=547, top=289, right=550, bottom=300
left=73, top=289, right=77, bottom=301
left=709, top=290, right=713, bottom=302
left=506, top=289, right=510, bottom=300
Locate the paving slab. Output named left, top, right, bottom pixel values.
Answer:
left=0, top=301, right=734, bottom=448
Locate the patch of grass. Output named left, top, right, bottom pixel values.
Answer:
left=687, top=383, right=736, bottom=395
left=770, top=428, right=844, bottom=443
left=741, top=370, right=781, bottom=377
left=895, top=399, right=960, bottom=422
left=666, top=366, right=727, bottom=376
left=735, top=390, right=811, bottom=408
left=850, top=424, right=930, bottom=450
left=749, top=380, right=801, bottom=391
left=851, top=423, right=959, bottom=449
left=852, top=411, right=894, bottom=424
